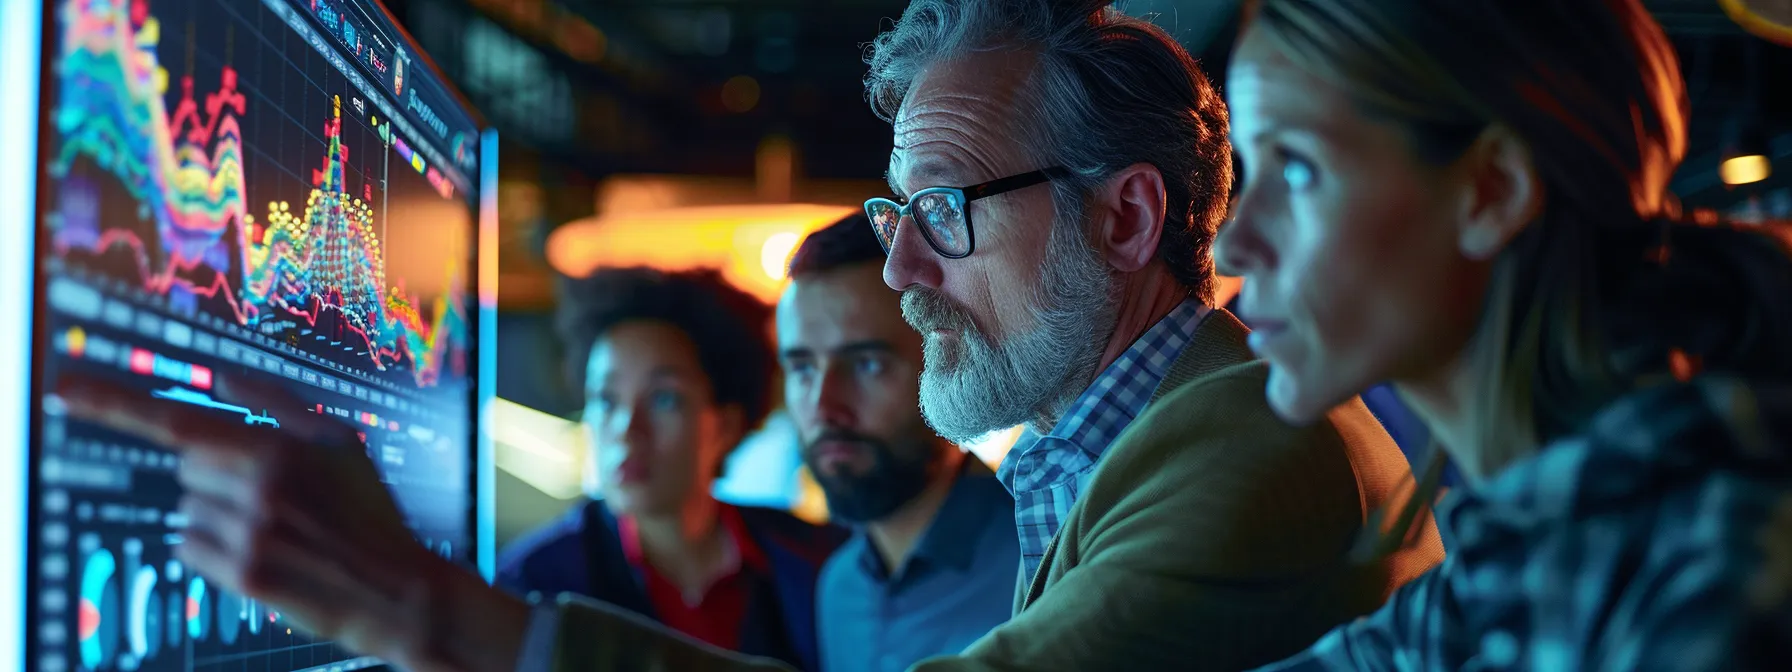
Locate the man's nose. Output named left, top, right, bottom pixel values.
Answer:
left=815, top=366, right=857, bottom=428
left=882, top=215, right=944, bottom=291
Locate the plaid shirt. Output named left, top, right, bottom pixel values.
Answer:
left=1257, top=375, right=1792, bottom=671
left=998, top=299, right=1209, bottom=584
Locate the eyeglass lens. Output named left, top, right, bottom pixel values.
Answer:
left=865, top=191, right=969, bottom=257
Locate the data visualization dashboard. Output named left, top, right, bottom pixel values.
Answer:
left=21, top=0, right=492, bottom=670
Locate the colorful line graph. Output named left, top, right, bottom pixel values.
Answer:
left=150, top=386, right=279, bottom=427
left=48, top=0, right=467, bottom=389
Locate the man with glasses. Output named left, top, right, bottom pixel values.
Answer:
left=846, top=0, right=1443, bottom=663
left=55, top=2, right=1444, bottom=671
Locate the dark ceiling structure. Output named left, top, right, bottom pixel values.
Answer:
left=1653, top=0, right=1792, bottom=210
left=375, top=0, right=1787, bottom=414
left=387, top=0, right=1788, bottom=210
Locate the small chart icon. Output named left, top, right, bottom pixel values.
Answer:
left=218, top=590, right=243, bottom=645
left=78, top=548, right=120, bottom=671
left=127, top=565, right=162, bottom=661
left=186, top=577, right=211, bottom=641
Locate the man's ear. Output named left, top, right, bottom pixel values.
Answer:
left=1095, top=162, right=1169, bottom=272
left=1456, top=126, right=1543, bottom=261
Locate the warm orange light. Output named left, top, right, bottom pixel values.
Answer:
left=1721, top=154, right=1771, bottom=185
left=965, top=425, right=1025, bottom=467
left=553, top=13, right=606, bottom=63
left=548, top=204, right=858, bottom=302
left=1719, top=0, right=1792, bottom=47
left=722, top=75, right=761, bottom=113
left=1213, top=275, right=1243, bottom=309
left=761, top=231, right=802, bottom=281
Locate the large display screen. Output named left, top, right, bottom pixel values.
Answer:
left=24, top=0, right=487, bottom=670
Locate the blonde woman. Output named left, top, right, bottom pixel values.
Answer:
left=1215, top=0, right=1792, bottom=668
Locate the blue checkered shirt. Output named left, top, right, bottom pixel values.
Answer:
left=1255, top=375, right=1792, bottom=671
left=997, top=299, right=1209, bottom=585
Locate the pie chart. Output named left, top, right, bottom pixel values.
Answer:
left=218, top=589, right=243, bottom=645
left=78, top=548, right=120, bottom=671
left=127, top=565, right=162, bottom=661
left=186, top=577, right=211, bottom=641
left=246, top=598, right=264, bottom=635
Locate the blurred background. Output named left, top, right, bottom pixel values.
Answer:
left=367, top=0, right=1792, bottom=549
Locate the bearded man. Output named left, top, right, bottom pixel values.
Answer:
left=60, top=2, right=1445, bottom=671
left=778, top=213, right=1019, bottom=672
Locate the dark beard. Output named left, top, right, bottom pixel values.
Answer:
left=803, top=429, right=942, bottom=524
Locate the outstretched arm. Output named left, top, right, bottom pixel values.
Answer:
left=57, top=373, right=785, bottom=672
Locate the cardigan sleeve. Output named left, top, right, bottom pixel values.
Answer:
left=909, top=366, right=1431, bottom=671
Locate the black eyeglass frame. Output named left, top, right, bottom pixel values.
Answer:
left=864, top=166, right=1070, bottom=260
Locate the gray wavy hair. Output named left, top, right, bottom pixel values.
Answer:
left=862, top=0, right=1234, bottom=303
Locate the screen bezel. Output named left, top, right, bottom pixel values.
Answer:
left=2, top=0, right=47, bottom=669
left=354, top=0, right=501, bottom=587
left=16, top=0, right=497, bottom=667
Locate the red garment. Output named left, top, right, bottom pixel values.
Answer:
left=616, top=505, right=769, bottom=652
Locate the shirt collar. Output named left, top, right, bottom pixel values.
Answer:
left=1444, top=375, right=1790, bottom=550
left=854, top=458, right=1008, bottom=579
left=618, top=503, right=769, bottom=579
left=1000, top=299, right=1209, bottom=485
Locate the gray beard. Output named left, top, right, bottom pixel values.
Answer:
left=906, top=212, right=1119, bottom=444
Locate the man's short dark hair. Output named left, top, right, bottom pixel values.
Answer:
left=787, top=213, right=887, bottom=278
left=557, top=267, right=776, bottom=434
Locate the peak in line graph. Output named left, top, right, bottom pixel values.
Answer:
left=48, top=0, right=469, bottom=391
left=35, top=1, right=478, bottom=671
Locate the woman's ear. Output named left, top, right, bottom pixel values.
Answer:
left=1456, top=126, right=1544, bottom=261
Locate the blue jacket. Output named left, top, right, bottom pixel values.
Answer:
left=496, top=500, right=848, bottom=671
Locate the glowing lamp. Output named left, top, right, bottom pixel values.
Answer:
left=1721, top=153, right=1771, bottom=186
left=1719, top=88, right=1775, bottom=186
left=761, top=231, right=802, bottom=280
left=547, top=203, right=858, bottom=302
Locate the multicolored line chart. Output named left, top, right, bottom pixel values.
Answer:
left=32, top=0, right=479, bottom=671
left=48, top=0, right=469, bottom=390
